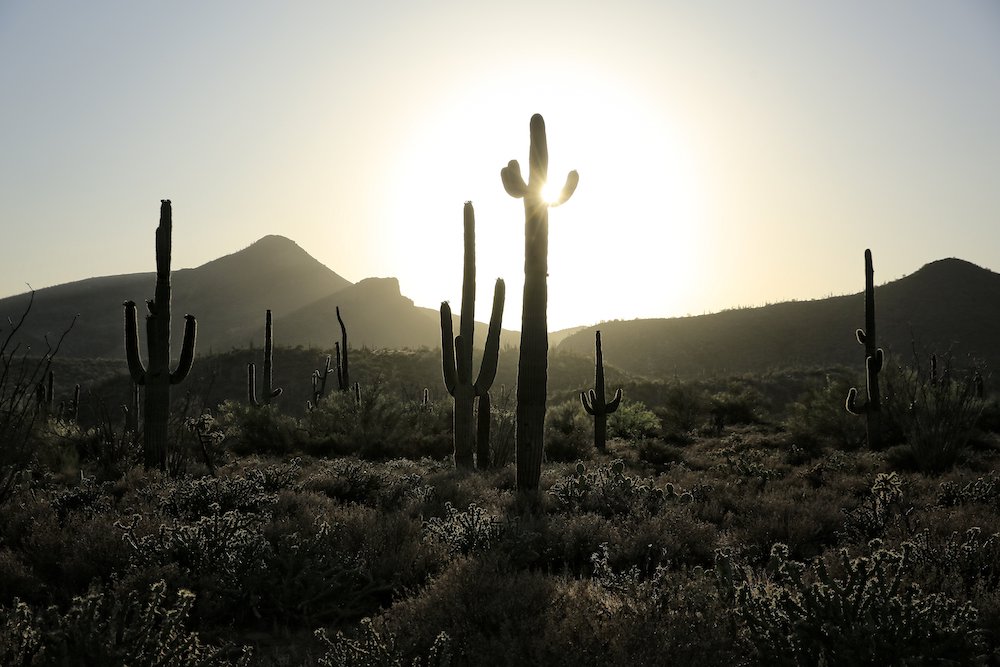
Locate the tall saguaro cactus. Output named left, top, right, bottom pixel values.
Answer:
left=502, top=114, right=578, bottom=492
left=581, top=330, right=623, bottom=453
left=846, top=248, right=883, bottom=449
left=124, top=200, right=197, bottom=470
left=440, top=202, right=505, bottom=469
left=248, top=309, right=282, bottom=406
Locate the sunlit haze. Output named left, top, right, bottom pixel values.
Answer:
left=2, top=2, right=999, bottom=332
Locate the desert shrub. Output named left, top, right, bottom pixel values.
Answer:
left=785, top=374, right=866, bottom=450
left=906, top=527, right=1000, bottom=593
left=116, top=507, right=271, bottom=625
left=881, top=357, right=984, bottom=472
left=657, top=381, right=708, bottom=434
left=607, top=399, right=660, bottom=440
left=937, top=472, right=1000, bottom=508
left=547, top=460, right=690, bottom=517
left=315, top=617, right=452, bottom=667
left=709, top=389, right=762, bottom=428
left=305, top=383, right=451, bottom=460
left=258, top=517, right=403, bottom=627
left=157, top=474, right=277, bottom=519
left=0, top=295, right=74, bottom=503
left=217, top=400, right=303, bottom=457
left=546, top=563, right=739, bottom=666
left=376, top=556, right=557, bottom=665
left=482, top=386, right=516, bottom=468
left=0, top=580, right=251, bottom=666
left=543, top=399, right=592, bottom=462
left=634, top=438, right=685, bottom=466
left=715, top=541, right=985, bottom=665
left=303, top=458, right=430, bottom=509
left=423, top=502, right=508, bottom=557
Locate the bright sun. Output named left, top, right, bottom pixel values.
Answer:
left=541, top=179, right=567, bottom=206
left=386, top=63, right=706, bottom=332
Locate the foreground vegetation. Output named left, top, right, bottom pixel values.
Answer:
left=1, top=355, right=999, bottom=665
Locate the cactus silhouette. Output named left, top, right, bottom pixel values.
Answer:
left=248, top=309, right=282, bottom=406
left=502, top=114, right=578, bottom=492
left=61, top=383, right=80, bottom=422
left=35, top=370, right=54, bottom=414
left=440, top=202, right=505, bottom=469
left=124, top=200, right=197, bottom=470
left=122, top=381, right=140, bottom=433
left=581, top=330, right=623, bottom=453
left=336, top=307, right=350, bottom=391
left=476, top=392, right=492, bottom=468
left=846, top=248, right=883, bottom=449
left=309, top=354, right=332, bottom=409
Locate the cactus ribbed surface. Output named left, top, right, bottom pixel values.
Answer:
left=248, top=309, right=282, bottom=406
left=124, top=200, right=197, bottom=470
left=502, top=114, right=578, bottom=492
left=440, top=202, right=505, bottom=469
left=581, top=330, right=622, bottom=453
left=846, top=248, right=883, bottom=449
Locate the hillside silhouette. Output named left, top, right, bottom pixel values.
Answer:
left=557, top=258, right=1000, bottom=378
left=0, top=235, right=518, bottom=359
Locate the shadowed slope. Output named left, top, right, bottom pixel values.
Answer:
left=556, top=258, right=1000, bottom=378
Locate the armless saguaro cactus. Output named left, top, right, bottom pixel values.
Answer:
left=336, top=307, right=350, bottom=391
left=502, top=114, right=578, bottom=492
left=440, top=202, right=505, bottom=469
left=581, top=331, right=623, bottom=453
left=846, top=248, right=883, bottom=449
left=248, top=310, right=282, bottom=406
left=124, top=200, right=197, bottom=470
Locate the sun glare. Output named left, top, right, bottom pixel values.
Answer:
left=541, top=179, right=565, bottom=206
left=386, top=62, right=707, bottom=331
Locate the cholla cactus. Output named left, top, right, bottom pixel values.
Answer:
left=581, top=330, right=622, bottom=452
left=502, top=114, right=578, bottom=492
left=124, top=200, right=197, bottom=470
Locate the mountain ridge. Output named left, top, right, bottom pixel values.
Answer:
left=555, top=257, right=1000, bottom=378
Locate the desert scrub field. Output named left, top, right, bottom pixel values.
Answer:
left=2, top=377, right=1000, bottom=667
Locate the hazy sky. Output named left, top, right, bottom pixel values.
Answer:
left=2, top=2, right=999, bottom=331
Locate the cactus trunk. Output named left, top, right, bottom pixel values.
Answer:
left=124, top=200, right=197, bottom=470
left=476, top=392, right=492, bottom=468
left=502, top=114, right=578, bottom=492
left=440, top=202, right=505, bottom=470
left=336, top=307, right=350, bottom=391
left=581, top=330, right=622, bottom=453
left=846, top=248, right=883, bottom=450
left=248, top=309, right=282, bottom=406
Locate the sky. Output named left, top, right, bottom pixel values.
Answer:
left=2, top=1, right=999, bottom=332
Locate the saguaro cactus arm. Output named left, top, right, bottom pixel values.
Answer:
left=500, top=115, right=579, bottom=206
left=474, top=278, right=505, bottom=395
left=123, top=301, right=147, bottom=385
left=170, top=314, right=197, bottom=384
left=440, top=302, right=457, bottom=395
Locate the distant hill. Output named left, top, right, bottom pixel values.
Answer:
left=0, top=235, right=517, bottom=360
left=556, top=258, right=1000, bottom=378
